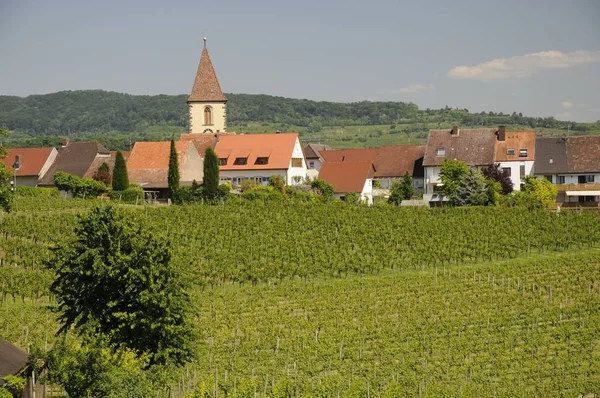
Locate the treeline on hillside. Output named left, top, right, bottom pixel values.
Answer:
left=1, top=90, right=598, bottom=149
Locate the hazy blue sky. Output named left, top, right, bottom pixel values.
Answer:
left=1, top=0, right=599, bottom=121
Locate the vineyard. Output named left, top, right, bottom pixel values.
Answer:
left=1, top=198, right=599, bottom=396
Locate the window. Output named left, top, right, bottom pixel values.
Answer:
left=520, top=165, right=525, bottom=177
left=234, top=157, right=247, bottom=165
left=557, top=176, right=565, bottom=184
left=218, top=158, right=227, bottom=166
left=437, top=148, right=445, bottom=156
left=507, top=148, right=516, bottom=156
left=254, top=177, right=262, bottom=183
left=586, top=175, right=595, bottom=183
left=309, top=161, right=315, bottom=169
left=262, top=176, right=269, bottom=183
left=544, top=175, right=553, bottom=183
left=255, top=157, right=269, bottom=165
left=578, top=175, right=594, bottom=184
left=291, top=158, right=303, bottom=167
left=519, top=149, right=528, bottom=158
left=204, top=107, right=212, bottom=125
left=502, top=167, right=511, bottom=177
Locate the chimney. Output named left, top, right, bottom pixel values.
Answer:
left=497, top=126, right=506, bottom=141
left=13, top=155, right=21, bottom=171
left=451, top=125, right=459, bottom=136
left=61, top=138, right=70, bottom=147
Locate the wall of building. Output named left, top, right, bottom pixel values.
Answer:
left=534, top=173, right=600, bottom=185
left=286, top=138, right=308, bottom=185
left=374, top=176, right=424, bottom=190
left=189, top=102, right=227, bottom=134
left=220, top=169, right=288, bottom=186
left=497, top=160, right=534, bottom=190
left=180, top=144, right=205, bottom=182
left=15, top=176, right=40, bottom=187
left=307, top=158, right=323, bottom=172
left=38, top=148, right=58, bottom=182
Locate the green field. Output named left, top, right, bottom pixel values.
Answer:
left=1, top=198, right=600, bottom=396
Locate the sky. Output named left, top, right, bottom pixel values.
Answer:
left=1, top=0, right=599, bottom=122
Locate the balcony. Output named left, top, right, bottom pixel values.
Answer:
left=554, top=183, right=600, bottom=192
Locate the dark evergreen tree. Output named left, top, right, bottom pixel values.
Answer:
left=203, top=147, right=219, bottom=200
left=111, top=150, right=128, bottom=191
left=388, top=172, right=414, bottom=205
left=168, top=136, right=180, bottom=198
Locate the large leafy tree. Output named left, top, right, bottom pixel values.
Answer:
left=0, top=128, right=14, bottom=212
left=48, top=205, right=196, bottom=367
left=168, top=136, right=180, bottom=198
left=203, top=147, right=219, bottom=199
left=438, top=158, right=469, bottom=199
left=112, top=150, right=129, bottom=191
left=388, top=172, right=414, bottom=205
left=522, top=176, right=558, bottom=208
left=451, top=169, right=490, bottom=206
left=482, top=163, right=513, bottom=194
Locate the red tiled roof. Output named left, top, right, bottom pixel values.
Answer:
left=83, top=157, right=116, bottom=179
left=423, top=128, right=497, bottom=166
left=318, top=161, right=375, bottom=193
left=1, top=147, right=55, bottom=177
left=110, top=151, right=130, bottom=159
left=127, top=141, right=194, bottom=185
left=179, top=134, right=218, bottom=156
left=374, top=145, right=425, bottom=178
left=215, top=133, right=299, bottom=170
left=566, top=135, right=600, bottom=173
left=188, top=46, right=227, bottom=102
left=494, top=131, right=535, bottom=162
left=320, top=148, right=379, bottom=163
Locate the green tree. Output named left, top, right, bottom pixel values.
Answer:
left=388, top=172, right=414, bottom=205
left=203, top=147, right=219, bottom=200
left=310, top=179, right=334, bottom=198
left=482, top=163, right=513, bottom=194
left=522, top=176, right=558, bottom=208
left=0, top=128, right=14, bottom=212
left=452, top=169, right=490, bottom=206
left=439, top=158, right=469, bottom=199
left=112, top=150, right=129, bottom=191
left=168, top=136, right=180, bottom=198
left=48, top=205, right=196, bottom=367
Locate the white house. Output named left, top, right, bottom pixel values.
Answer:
left=535, top=136, right=600, bottom=205
left=1, top=147, right=57, bottom=187
left=215, top=133, right=307, bottom=186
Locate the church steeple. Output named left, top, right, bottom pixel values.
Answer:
left=187, top=39, right=227, bottom=134
left=188, top=39, right=227, bottom=102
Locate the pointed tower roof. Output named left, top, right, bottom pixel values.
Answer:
left=188, top=40, right=227, bottom=102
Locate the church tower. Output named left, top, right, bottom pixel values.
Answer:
left=188, top=38, right=227, bottom=134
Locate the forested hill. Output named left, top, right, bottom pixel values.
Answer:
left=1, top=90, right=598, bottom=150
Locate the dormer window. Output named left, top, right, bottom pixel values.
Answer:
left=234, top=157, right=247, bottom=165
left=507, top=148, right=515, bottom=155
left=437, top=148, right=445, bottom=156
left=519, top=149, right=528, bottom=158
left=218, top=158, right=227, bottom=166
left=255, top=157, right=269, bottom=165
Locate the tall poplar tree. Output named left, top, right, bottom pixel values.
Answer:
left=112, top=150, right=129, bottom=191
left=168, top=136, right=180, bottom=198
left=203, top=147, right=219, bottom=199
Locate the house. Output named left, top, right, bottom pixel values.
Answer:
left=423, top=126, right=535, bottom=200
left=0, top=147, right=57, bottom=187
left=37, top=140, right=111, bottom=187
left=214, top=133, right=307, bottom=186
left=187, top=38, right=228, bottom=135
left=318, top=161, right=375, bottom=204
left=373, top=145, right=425, bottom=190
left=493, top=127, right=535, bottom=189
left=321, top=148, right=379, bottom=164
left=127, top=140, right=204, bottom=198
left=535, top=136, right=600, bottom=205
left=303, top=143, right=332, bottom=178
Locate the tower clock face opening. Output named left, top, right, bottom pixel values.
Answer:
left=203, top=129, right=214, bottom=134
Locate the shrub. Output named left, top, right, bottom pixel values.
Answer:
left=240, top=179, right=259, bottom=192
left=15, top=186, right=60, bottom=198
left=108, top=186, right=145, bottom=204
left=53, top=172, right=107, bottom=198
left=241, top=185, right=284, bottom=201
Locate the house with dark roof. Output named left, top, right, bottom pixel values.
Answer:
left=535, top=136, right=600, bottom=204
left=423, top=126, right=535, bottom=201
left=373, top=145, right=425, bottom=190
left=318, top=161, right=376, bottom=204
left=38, top=141, right=111, bottom=187
left=0, top=147, right=57, bottom=187
left=215, top=133, right=307, bottom=186
left=127, top=140, right=205, bottom=197
left=303, top=143, right=332, bottom=177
